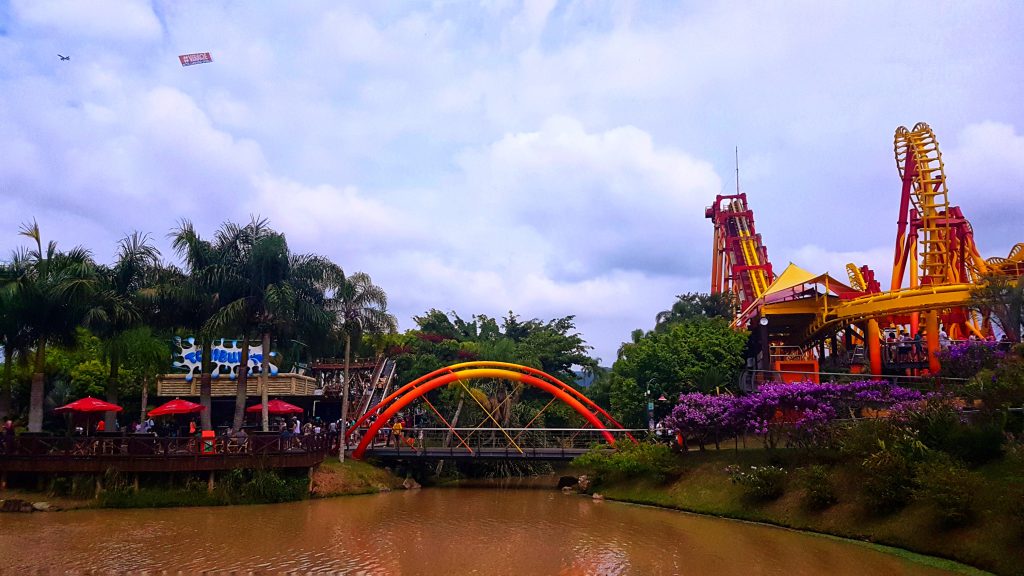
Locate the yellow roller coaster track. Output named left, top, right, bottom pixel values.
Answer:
left=798, top=283, right=975, bottom=343
left=895, top=122, right=952, bottom=283
left=845, top=263, right=867, bottom=292
left=730, top=200, right=770, bottom=298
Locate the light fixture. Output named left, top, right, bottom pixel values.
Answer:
left=759, top=317, right=769, bottom=326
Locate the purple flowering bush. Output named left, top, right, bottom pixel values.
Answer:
left=664, top=380, right=922, bottom=451
left=939, top=341, right=1006, bottom=379
left=662, top=393, right=736, bottom=450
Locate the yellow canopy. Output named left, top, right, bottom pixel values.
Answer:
left=763, top=262, right=859, bottom=299
left=763, top=262, right=817, bottom=297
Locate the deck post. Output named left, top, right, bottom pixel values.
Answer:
left=207, top=470, right=215, bottom=493
left=94, top=475, right=103, bottom=499
left=0, top=470, right=6, bottom=490
left=133, top=473, right=139, bottom=493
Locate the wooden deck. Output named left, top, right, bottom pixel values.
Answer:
left=0, top=434, right=331, bottom=474
left=156, top=373, right=319, bottom=397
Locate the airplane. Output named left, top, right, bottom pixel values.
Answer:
left=58, top=54, right=70, bottom=61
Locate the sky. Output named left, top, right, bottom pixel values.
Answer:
left=1, top=1, right=1023, bottom=364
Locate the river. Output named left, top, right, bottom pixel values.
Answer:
left=0, top=488, right=963, bottom=575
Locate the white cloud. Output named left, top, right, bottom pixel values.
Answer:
left=12, top=0, right=162, bottom=42
left=2, top=1, right=1023, bottom=364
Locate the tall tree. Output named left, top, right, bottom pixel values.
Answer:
left=88, top=232, right=161, bottom=429
left=8, top=221, right=96, bottom=432
left=327, top=270, right=397, bottom=461
left=170, top=221, right=223, bottom=430
left=0, top=261, right=31, bottom=417
left=206, top=221, right=332, bottom=431
left=654, top=292, right=735, bottom=331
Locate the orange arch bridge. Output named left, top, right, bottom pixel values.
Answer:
left=347, top=361, right=636, bottom=460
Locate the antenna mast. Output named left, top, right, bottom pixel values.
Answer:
left=735, top=146, right=740, bottom=194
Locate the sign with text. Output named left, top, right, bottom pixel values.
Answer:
left=179, top=52, right=213, bottom=67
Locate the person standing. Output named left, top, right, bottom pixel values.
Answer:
left=3, top=419, right=14, bottom=453
left=391, top=419, right=404, bottom=451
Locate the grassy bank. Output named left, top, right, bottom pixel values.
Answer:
left=310, top=458, right=405, bottom=497
left=1, top=461, right=404, bottom=510
left=574, top=448, right=1024, bottom=576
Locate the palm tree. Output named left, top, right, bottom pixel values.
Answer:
left=207, top=221, right=332, bottom=430
left=326, top=270, right=397, bottom=461
left=170, top=220, right=235, bottom=430
left=8, top=221, right=96, bottom=432
left=0, top=261, right=31, bottom=418
left=88, top=232, right=161, bottom=429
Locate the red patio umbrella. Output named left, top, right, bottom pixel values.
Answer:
left=148, top=398, right=205, bottom=417
left=246, top=399, right=304, bottom=415
left=55, top=396, right=123, bottom=413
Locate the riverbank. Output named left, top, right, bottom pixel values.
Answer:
left=572, top=448, right=1023, bottom=576
left=310, top=459, right=406, bottom=497
left=0, top=460, right=404, bottom=510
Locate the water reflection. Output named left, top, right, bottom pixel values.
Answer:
left=0, top=488, right=958, bottom=575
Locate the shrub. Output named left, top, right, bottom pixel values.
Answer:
left=799, top=465, right=837, bottom=510
left=836, top=418, right=895, bottom=459
left=938, top=341, right=1006, bottom=379
left=572, top=442, right=677, bottom=483
left=860, top=432, right=928, bottom=514
left=895, top=395, right=1004, bottom=465
left=914, top=457, right=981, bottom=528
left=726, top=465, right=787, bottom=501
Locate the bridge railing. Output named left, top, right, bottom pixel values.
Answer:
left=352, top=427, right=645, bottom=456
left=1, top=433, right=332, bottom=458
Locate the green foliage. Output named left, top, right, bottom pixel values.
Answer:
left=615, top=318, right=747, bottom=396
left=573, top=441, right=677, bottom=483
left=610, top=314, right=748, bottom=426
left=914, top=456, right=981, bottom=528
left=726, top=464, right=787, bottom=501
left=902, top=396, right=1005, bottom=465
left=99, top=468, right=308, bottom=508
left=969, top=274, right=1023, bottom=342
left=970, top=350, right=1024, bottom=410
left=860, top=432, right=928, bottom=514
left=68, top=359, right=107, bottom=397
left=799, top=465, right=837, bottom=510
left=654, top=292, right=736, bottom=329
left=609, top=376, right=646, bottom=429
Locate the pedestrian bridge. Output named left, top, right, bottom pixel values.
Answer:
left=356, top=427, right=642, bottom=461
left=345, top=361, right=638, bottom=461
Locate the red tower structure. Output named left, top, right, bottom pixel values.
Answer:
left=706, top=193, right=775, bottom=315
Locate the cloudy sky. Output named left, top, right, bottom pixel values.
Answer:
left=2, top=1, right=1023, bottom=363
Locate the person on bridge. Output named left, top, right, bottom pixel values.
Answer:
left=390, top=419, right=404, bottom=450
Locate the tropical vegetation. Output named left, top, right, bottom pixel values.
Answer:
left=0, top=218, right=394, bottom=434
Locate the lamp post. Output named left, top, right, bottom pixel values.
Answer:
left=646, top=389, right=655, bottom=432
left=759, top=316, right=770, bottom=373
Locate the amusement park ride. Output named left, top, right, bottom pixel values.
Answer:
left=707, top=123, right=1024, bottom=380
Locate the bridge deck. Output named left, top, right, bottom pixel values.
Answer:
left=359, top=447, right=602, bottom=461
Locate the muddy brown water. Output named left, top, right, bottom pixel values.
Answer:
left=0, top=488, right=963, bottom=575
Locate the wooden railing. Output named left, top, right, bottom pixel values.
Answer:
left=0, top=433, right=332, bottom=473
left=156, top=373, right=319, bottom=397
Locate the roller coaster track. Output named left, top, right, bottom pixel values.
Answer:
left=801, top=283, right=974, bottom=342
left=706, top=194, right=774, bottom=312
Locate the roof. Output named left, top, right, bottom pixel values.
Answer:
left=763, top=262, right=861, bottom=302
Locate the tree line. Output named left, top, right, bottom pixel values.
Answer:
left=0, top=218, right=395, bottom=433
